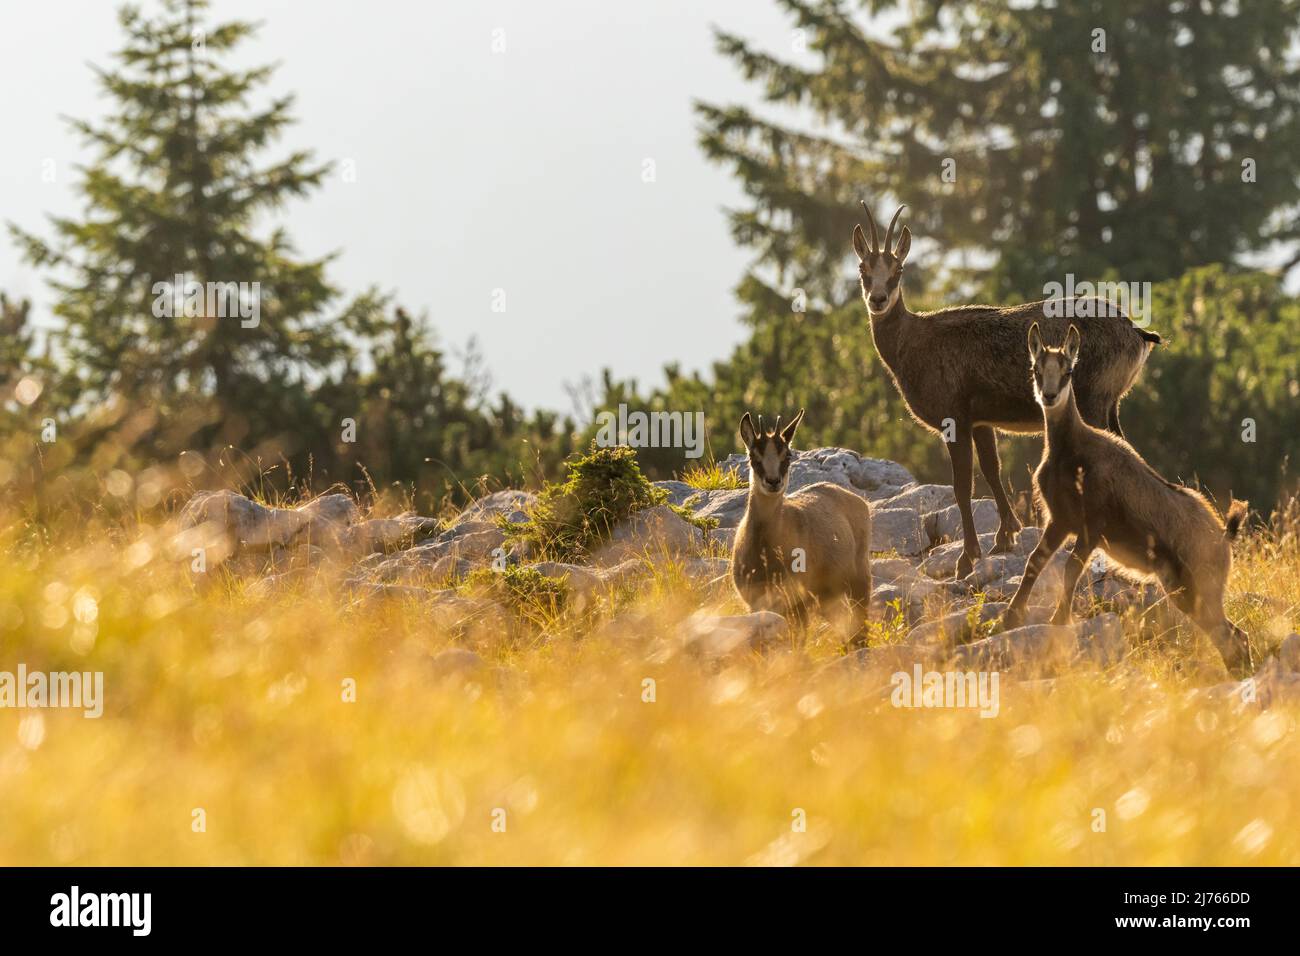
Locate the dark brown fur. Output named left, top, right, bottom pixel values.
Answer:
left=1003, top=325, right=1252, bottom=676
left=854, top=205, right=1160, bottom=578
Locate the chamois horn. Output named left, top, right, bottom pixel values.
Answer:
left=859, top=200, right=880, bottom=253
left=884, top=204, right=907, bottom=255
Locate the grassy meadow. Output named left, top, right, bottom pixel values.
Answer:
left=1, top=474, right=1298, bottom=868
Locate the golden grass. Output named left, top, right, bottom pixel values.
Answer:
left=679, top=460, right=744, bottom=491
left=1, top=505, right=1298, bottom=866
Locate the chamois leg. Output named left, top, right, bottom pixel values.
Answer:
left=1051, top=534, right=1094, bottom=626
left=946, top=420, right=980, bottom=579
left=1184, top=586, right=1254, bottom=678
left=1004, top=521, right=1068, bottom=629
left=843, top=597, right=871, bottom=649
left=973, top=425, right=1021, bottom=554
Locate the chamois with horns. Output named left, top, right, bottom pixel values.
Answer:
left=731, top=410, right=873, bottom=642
left=1003, top=324, right=1252, bottom=676
left=853, top=202, right=1162, bottom=578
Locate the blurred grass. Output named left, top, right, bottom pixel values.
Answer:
left=0, top=495, right=1297, bottom=866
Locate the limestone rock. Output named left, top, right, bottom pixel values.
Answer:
left=681, top=610, right=789, bottom=659
left=870, top=508, right=927, bottom=556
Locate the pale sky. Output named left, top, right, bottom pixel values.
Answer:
left=0, top=0, right=809, bottom=412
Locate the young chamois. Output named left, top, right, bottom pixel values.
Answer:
left=1003, top=323, right=1253, bottom=677
left=853, top=203, right=1162, bottom=578
left=731, top=410, right=873, bottom=642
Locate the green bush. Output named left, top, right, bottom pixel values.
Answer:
left=504, top=444, right=715, bottom=562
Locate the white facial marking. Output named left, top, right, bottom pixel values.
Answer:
left=750, top=439, right=788, bottom=495
left=1034, top=353, right=1073, bottom=409
left=864, top=258, right=898, bottom=315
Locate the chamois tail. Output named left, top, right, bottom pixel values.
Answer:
left=1224, top=499, right=1249, bottom=540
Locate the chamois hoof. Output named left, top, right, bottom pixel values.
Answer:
left=991, top=530, right=1019, bottom=554
left=955, top=551, right=978, bottom=579
left=1220, top=638, right=1255, bottom=681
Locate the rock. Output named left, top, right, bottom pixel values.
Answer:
left=951, top=624, right=1079, bottom=674
left=179, top=490, right=310, bottom=552
left=427, top=555, right=474, bottom=582
left=682, top=556, right=731, bottom=583
left=368, top=528, right=506, bottom=584
left=947, top=613, right=1127, bottom=675
left=514, top=559, right=644, bottom=604
left=870, top=507, right=927, bottom=556
left=439, top=527, right=508, bottom=561
left=1015, top=526, right=1043, bottom=555
left=1189, top=667, right=1300, bottom=710
left=298, top=493, right=360, bottom=536
left=918, top=540, right=968, bottom=579
left=454, top=490, right=536, bottom=525
left=906, top=602, right=1010, bottom=647
left=428, top=594, right=502, bottom=632
left=346, top=581, right=446, bottom=602
left=524, top=561, right=602, bottom=596
left=681, top=610, right=788, bottom=658
left=879, top=483, right=955, bottom=515
left=1276, top=633, right=1300, bottom=673
left=339, top=514, right=440, bottom=553
left=870, top=558, right=916, bottom=585
left=872, top=579, right=935, bottom=626
left=652, top=480, right=699, bottom=508
left=963, top=553, right=1027, bottom=588
left=708, top=526, right=738, bottom=553
left=1078, top=613, right=1127, bottom=664
left=835, top=641, right=947, bottom=673
left=924, top=499, right=1002, bottom=545
left=919, top=529, right=1043, bottom=579
left=596, top=504, right=703, bottom=565
left=719, top=447, right=914, bottom=500
left=683, top=489, right=748, bottom=529
left=429, top=647, right=486, bottom=679
left=978, top=575, right=1022, bottom=602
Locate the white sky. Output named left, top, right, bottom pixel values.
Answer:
left=0, top=0, right=807, bottom=413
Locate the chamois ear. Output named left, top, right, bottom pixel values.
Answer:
left=780, top=408, right=805, bottom=445
left=1064, top=324, right=1082, bottom=366
left=1027, top=322, right=1044, bottom=362
left=739, top=413, right=757, bottom=449
left=893, top=225, right=912, bottom=263
left=852, top=224, right=869, bottom=261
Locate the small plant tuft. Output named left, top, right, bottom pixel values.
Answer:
left=503, top=443, right=711, bottom=561
left=464, top=565, right=568, bottom=618
left=680, top=460, right=744, bottom=491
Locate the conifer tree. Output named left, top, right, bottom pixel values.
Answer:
left=8, top=0, right=367, bottom=453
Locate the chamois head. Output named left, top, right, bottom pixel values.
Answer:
left=852, top=202, right=912, bottom=316
left=739, top=409, right=805, bottom=496
left=1028, top=322, right=1081, bottom=410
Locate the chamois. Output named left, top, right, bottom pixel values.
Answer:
left=731, top=410, right=873, bottom=641
left=1003, top=323, right=1253, bottom=676
left=853, top=203, right=1162, bottom=578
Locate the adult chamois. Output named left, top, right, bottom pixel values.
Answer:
left=1003, top=324, right=1253, bottom=677
left=853, top=202, right=1161, bottom=578
left=731, top=410, right=873, bottom=642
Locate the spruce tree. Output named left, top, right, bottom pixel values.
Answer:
left=8, top=0, right=362, bottom=454
left=701, top=0, right=1300, bottom=304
